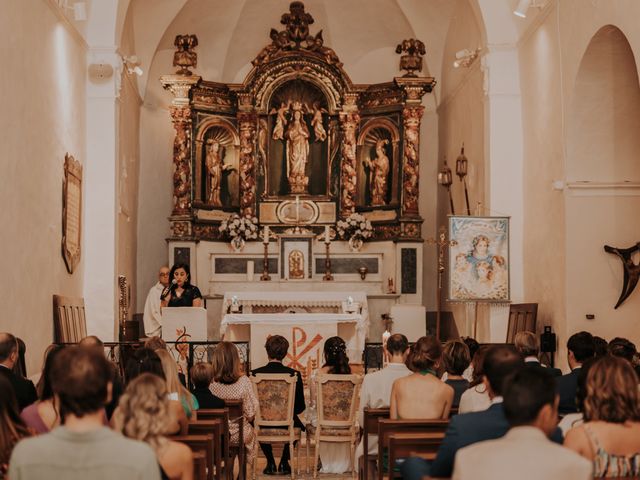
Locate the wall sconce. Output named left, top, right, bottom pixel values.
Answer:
left=438, top=159, right=455, bottom=215
left=453, top=48, right=481, bottom=68
left=456, top=144, right=471, bottom=215
left=513, top=0, right=544, bottom=18
left=122, top=55, right=143, bottom=76
left=358, top=266, right=368, bottom=280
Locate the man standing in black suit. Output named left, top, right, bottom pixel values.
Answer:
left=0, top=332, right=37, bottom=410
left=251, top=335, right=305, bottom=475
left=515, top=331, right=562, bottom=376
left=556, top=331, right=595, bottom=415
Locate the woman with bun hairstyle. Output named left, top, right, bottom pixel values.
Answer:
left=390, top=335, right=453, bottom=419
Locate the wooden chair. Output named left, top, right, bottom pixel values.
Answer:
left=360, top=407, right=390, bottom=480
left=188, top=419, right=224, bottom=480
left=310, top=374, right=362, bottom=479
left=193, top=451, right=207, bottom=480
left=387, top=432, right=445, bottom=479
left=251, top=373, right=301, bottom=480
left=377, top=419, right=449, bottom=480
left=172, top=434, right=214, bottom=480
left=196, top=409, right=232, bottom=480
left=52, top=294, right=87, bottom=343
left=506, top=303, right=538, bottom=343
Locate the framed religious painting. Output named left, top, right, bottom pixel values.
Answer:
left=279, top=234, right=314, bottom=280
left=448, top=216, right=510, bottom=302
left=62, top=153, right=82, bottom=274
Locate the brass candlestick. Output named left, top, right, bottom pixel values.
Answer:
left=260, top=241, right=271, bottom=281
left=323, top=241, right=333, bottom=281
left=426, top=226, right=457, bottom=341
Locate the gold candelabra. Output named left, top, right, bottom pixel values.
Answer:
left=426, top=226, right=457, bottom=341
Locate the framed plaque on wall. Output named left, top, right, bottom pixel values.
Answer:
left=62, top=153, right=82, bottom=274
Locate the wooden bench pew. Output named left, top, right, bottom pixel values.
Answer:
left=193, top=451, right=207, bottom=480
left=172, top=434, right=215, bottom=480
left=359, top=407, right=390, bottom=480
left=188, top=419, right=224, bottom=480
left=387, top=432, right=445, bottom=479
left=198, top=400, right=245, bottom=480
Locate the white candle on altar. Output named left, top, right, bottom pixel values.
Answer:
left=382, top=330, right=391, bottom=366
left=295, top=195, right=300, bottom=223
left=262, top=225, right=269, bottom=244
left=324, top=225, right=330, bottom=243
left=246, top=260, right=254, bottom=281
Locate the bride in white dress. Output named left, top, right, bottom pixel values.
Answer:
left=307, top=336, right=353, bottom=474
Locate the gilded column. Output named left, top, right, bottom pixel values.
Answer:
left=401, top=105, right=424, bottom=217
left=238, top=112, right=258, bottom=217
left=339, top=105, right=360, bottom=217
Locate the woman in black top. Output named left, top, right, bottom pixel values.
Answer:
left=161, top=263, right=203, bottom=308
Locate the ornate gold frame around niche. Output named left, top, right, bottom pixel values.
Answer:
left=62, top=153, right=82, bottom=274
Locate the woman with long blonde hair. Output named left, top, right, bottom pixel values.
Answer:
left=156, top=349, right=198, bottom=419
left=564, top=355, right=640, bottom=477
left=113, top=373, right=193, bottom=480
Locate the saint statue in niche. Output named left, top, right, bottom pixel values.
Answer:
left=288, top=249, right=305, bottom=279
left=285, top=101, right=310, bottom=193
left=363, top=139, right=390, bottom=206
left=205, top=139, right=234, bottom=206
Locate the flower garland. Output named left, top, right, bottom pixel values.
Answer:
left=336, top=212, right=373, bottom=241
left=219, top=214, right=259, bottom=241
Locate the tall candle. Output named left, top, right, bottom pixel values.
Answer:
left=324, top=225, right=330, bottom=243
left=295, top=196, right=300, bottom=223
left=262, top=225, right=269, bottom=244
left=246, top=260, right=254, bottom=281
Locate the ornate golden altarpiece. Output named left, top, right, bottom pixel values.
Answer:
left=160, top=2, right=434, bottom=242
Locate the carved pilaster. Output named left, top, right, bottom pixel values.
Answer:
left=401, top=106, right=424, bottom=217
left=339, top=111, right=360, bottom=217
left=238, top=112, right=258, bottom=217
left=169, top=106, right=193, bottom=217
left=160, top=74, right=201, bottom=107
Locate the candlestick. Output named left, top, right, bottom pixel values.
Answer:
left=246, top=260, right=254, bottom=281
left=260, top=241, right=271, bottom=281
left=323, top=240, right=333, bottom=281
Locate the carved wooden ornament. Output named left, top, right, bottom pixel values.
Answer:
left=62, top=153, right=82, bottom=274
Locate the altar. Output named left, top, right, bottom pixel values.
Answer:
left=220, top=291, right=368, bottom=368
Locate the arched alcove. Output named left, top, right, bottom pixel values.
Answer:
left=567, top=25, right=640, bottom=182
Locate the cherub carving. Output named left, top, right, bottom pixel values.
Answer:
left=309, top=102, right=327, bottom=142
left=173, top=34, right=199, bottom=75
left=270, top=100, right=291, bottom=140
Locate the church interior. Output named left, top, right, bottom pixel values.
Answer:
left=2, top=0, right=640, bottom=477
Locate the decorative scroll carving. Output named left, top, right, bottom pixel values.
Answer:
left=395, top=38, right=426, bottom=77
left=339, top=111, right=360, bottom=217
left=402, top=106, right=423, bottom=216
left=62, top=153, right=82, bottom=274
left=173, top=34, right=199, bottom=75
left=238, top=113, right=257, bottom=216
left=170, top=106, right=193, bottom=215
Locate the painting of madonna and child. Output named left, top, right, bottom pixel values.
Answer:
left=448, top=216, right=510, bottom=302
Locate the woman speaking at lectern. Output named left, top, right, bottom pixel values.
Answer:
left=161, top=263, right=203, bottom=308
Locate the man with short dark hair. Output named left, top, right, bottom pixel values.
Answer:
left=557, top=331, right=595, bottom=415
left=9, top=346, right=161, bottom=479
left=453, top=367, right=591, bottom=480
left=0, top=332, right=37, bottom=410
left=251, top=335, right=305, bottom=475
left=401, top=345, right=559, bottom=479
left=356, top=333, right=411, bottom=459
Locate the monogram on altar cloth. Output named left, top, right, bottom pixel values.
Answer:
left=220, top=291, right=369, bottom=369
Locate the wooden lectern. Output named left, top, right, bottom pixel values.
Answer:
left=162, top=307, right=207, bottom=342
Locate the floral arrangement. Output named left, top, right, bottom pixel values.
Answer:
left=336, top=212, right=373, bottom=240
left=219, top=214, right=259, bottom=241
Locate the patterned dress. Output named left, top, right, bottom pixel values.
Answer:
left=210, top=375, right=258, bottom=462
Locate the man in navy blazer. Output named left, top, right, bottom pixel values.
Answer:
left=515, top=331, right=562, bottom=376
left=401, top=345, right=566, bottom=480
left=556, top=331, right=595, bottom=415
left=251, top=335, right=305, bottom=475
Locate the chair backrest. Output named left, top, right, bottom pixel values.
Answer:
left=388, top=432, right=445, bottom=478
left=171, top=434, right=214, bottom=480
left=188, top=420, right=223, bottom=480
left=506, top=303, right=538, bottom=343
left=53, top=294, right=87, bottom=343
left=317, top=373, right=362, bottom=427
left=192, top=451, right=207, bottom=480
left=251, top=373, right=296, bottom=428
left=363, top=407, right=390, bottom=447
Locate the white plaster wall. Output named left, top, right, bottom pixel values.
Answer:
left=0, top=2, right=86, bottom=373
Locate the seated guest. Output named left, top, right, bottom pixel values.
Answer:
left=515, top=331, right=561, bottom=376
left=21, top=344, right=65, bottom=433
left=0, top=333, right=37, bottom=410
left=78, top=335, right=123, bottom=419
left=144, top=337, right=186, bottom=387
left=356, top=333, right=411, bottom=460
left=9, top=347, right=161, bottom=479
left=114, top=373, right=193, bottom=480
left=558, top=358, right=595, bottom=436
left=122, top=348, right=186, bottom=435
left=401, top=345, right=530, bottom=480
left=608, top=337, right=640, bottom=377
left=593, top=336, right=608, bottom=358
left=0, top=375, right=32, bottom=477
left=210, top=342, right=258, bottom=466
left=557, top=331, right=595, bottom=415
left=454, top=366, right=591, bottom=480
left=156, top=349, right=198, bottom=419
left=458, top=345, right=491, bottom=414
left=390, top=336, right=453, bottom=419
left=461, top=337, right=479, bottom=381
left=190, top=362, right=224, bottom=409
left=442, top=340, right=471, bottom=408
left=251, top=335, right=305, bottom=475
left=564, top=355, right=640, bottom=477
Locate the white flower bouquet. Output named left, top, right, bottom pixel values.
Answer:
left=219, top=214, right=259, bottom=241
left=336, top=212, right=373, bottom=241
